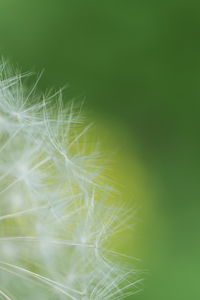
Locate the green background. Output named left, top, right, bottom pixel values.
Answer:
left=0, top=1, right=199, bottom=299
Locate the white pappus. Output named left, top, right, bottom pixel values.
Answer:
left=0, top=61, right=142, bottom=300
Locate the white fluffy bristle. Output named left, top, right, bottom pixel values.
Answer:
left=0, top=61, right=141, bottom=299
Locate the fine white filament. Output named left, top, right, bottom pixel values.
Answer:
left=0, top=62, right=141, bottom=299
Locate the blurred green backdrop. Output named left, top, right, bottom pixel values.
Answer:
left=0, top=0, right=199, bottom=299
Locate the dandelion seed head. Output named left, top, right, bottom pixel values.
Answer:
left=0, top=60, right=141, bottom=299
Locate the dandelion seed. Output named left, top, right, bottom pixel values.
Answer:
left=0, top=60, right=141, bottom=299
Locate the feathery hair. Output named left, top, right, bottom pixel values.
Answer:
left=0, top=61, right=141, bottom=299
